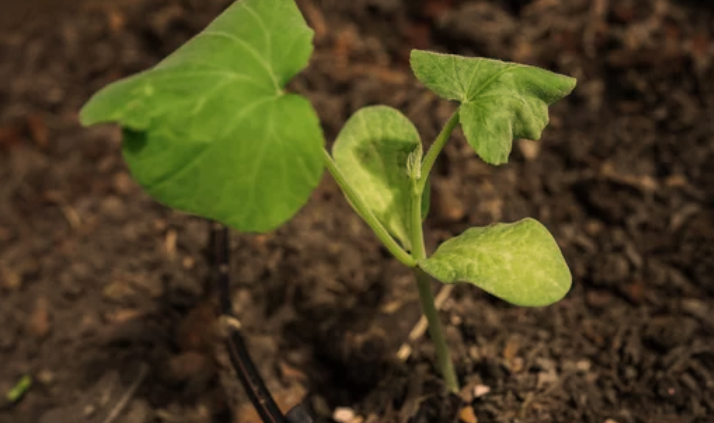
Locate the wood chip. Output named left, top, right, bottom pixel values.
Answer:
left=503, top=337, right=520, bottom=361
left=459, top=405, right=478, bottom=423
left=164, top=229, right=177, bottom=260
left=26, top=113, right=49, bottom=148
left=27, top=297, right=51, bottom=338
left=105, top=308, right=143, bottom=324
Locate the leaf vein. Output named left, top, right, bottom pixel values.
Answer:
left=467, top=64, right=524, bottom=102
left=200, top=30, right=279, bottom=91
left=242, top=2, right=273, bottom=74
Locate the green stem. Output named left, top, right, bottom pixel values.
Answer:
left=408, top=110, right=460, bottom=393
left=409, top=179, right=427, bottom=262
left=414, top=268, right=459, bottom=393
left=322, top=148, right=416, bottom=268
left=417, top=110, right=460, bottom=195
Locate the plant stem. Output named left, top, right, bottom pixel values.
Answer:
left=418, top=110, right=460, bottom=194
left=408, top=111, right=460, bottom=393
left=409, top=177, right=427, bottom=262
left=414, top=268, right=459, bottom=393
left=322, top=148, right=416, bottom=268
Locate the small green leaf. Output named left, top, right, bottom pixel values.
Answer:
left=6, top=375, right=32, bottom=403
left=80, top=0, right=324, bottom=232
left=419, top=218, right=571, bottom=307
left=406, top=143, right=423, bottom=182
left=410, top=50, right=576, bottom=165
left=332, top=106, right=429, bottom=251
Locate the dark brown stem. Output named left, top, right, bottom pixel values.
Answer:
left=210, top=223, right=294, bottom=423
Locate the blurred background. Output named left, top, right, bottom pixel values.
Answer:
left=0, top=0, right=111, bottom=31
left=1, top=1, right=713, bottom=423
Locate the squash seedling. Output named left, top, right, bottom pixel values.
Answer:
left=80, top=0, right=575, bottom=395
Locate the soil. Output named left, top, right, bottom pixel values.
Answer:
left=1, top=0, right=713, bottom=422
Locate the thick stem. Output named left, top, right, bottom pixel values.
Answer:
left=414, top=268, right=459, bottom=393
left=322, top=148, right=416, bottom=268
left=417, top=111, right=460, bottom=195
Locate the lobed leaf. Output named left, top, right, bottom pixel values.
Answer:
left=80, top=0, right=324, bottom=232
left=410, top=50, right=576, bottom=165
left=419, top=218, right=571, bottom=307
left=332, top=106, right=429, bottom=251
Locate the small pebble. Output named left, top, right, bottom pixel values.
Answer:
left=474, top=384, right=491, bottom=398
left=84, top=405, right=96, bottom=417
left=113, top=172, right=135, bottom=195
left=182, top=256, right=195, bottom=269
left=99, top=195, right=127, bottom=221
left=333, top=407, right=356, bottom=423
left=576, top=359, right=592, bottom=372
left=517, top=138, right=540, bottom=161
left=37, top=370, right=56, bottom=385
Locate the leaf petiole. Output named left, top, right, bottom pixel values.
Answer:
left=418, top=111, right=460, bottom=195
left=321, top=148, right=416, bottom=267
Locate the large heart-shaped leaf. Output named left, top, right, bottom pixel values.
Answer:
left=332, top=106, right=429, bottom=251
left=410, top=50, right=576, bottom=165
left=80, top=0, right=324, bottom=232
left=419, top=218, right=571, bottom=306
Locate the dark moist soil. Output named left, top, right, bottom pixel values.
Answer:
left=1, top=0, right=714, bottom=422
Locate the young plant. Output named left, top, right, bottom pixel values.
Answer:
left=80, top=0, right=576, bottom=393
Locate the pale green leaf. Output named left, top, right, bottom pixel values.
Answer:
left=419, top=218, right=571, bottom=306
left=6, top=375, right=32, bottom=403
left=332, top=106, right=429, bottom=251
left=80, top=0, right=323, bottom=232
left=410, top=50, right=576, bottom=165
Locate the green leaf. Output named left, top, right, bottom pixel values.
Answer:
left=6, top=375, right=32, bottom=403
left=80, top=0, right=324, bottom=232
left=410, top=50, right=576, bottom=165
left=419, top=218, right=571, bottom=307
left=332, top=106, right=429, bottom=251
